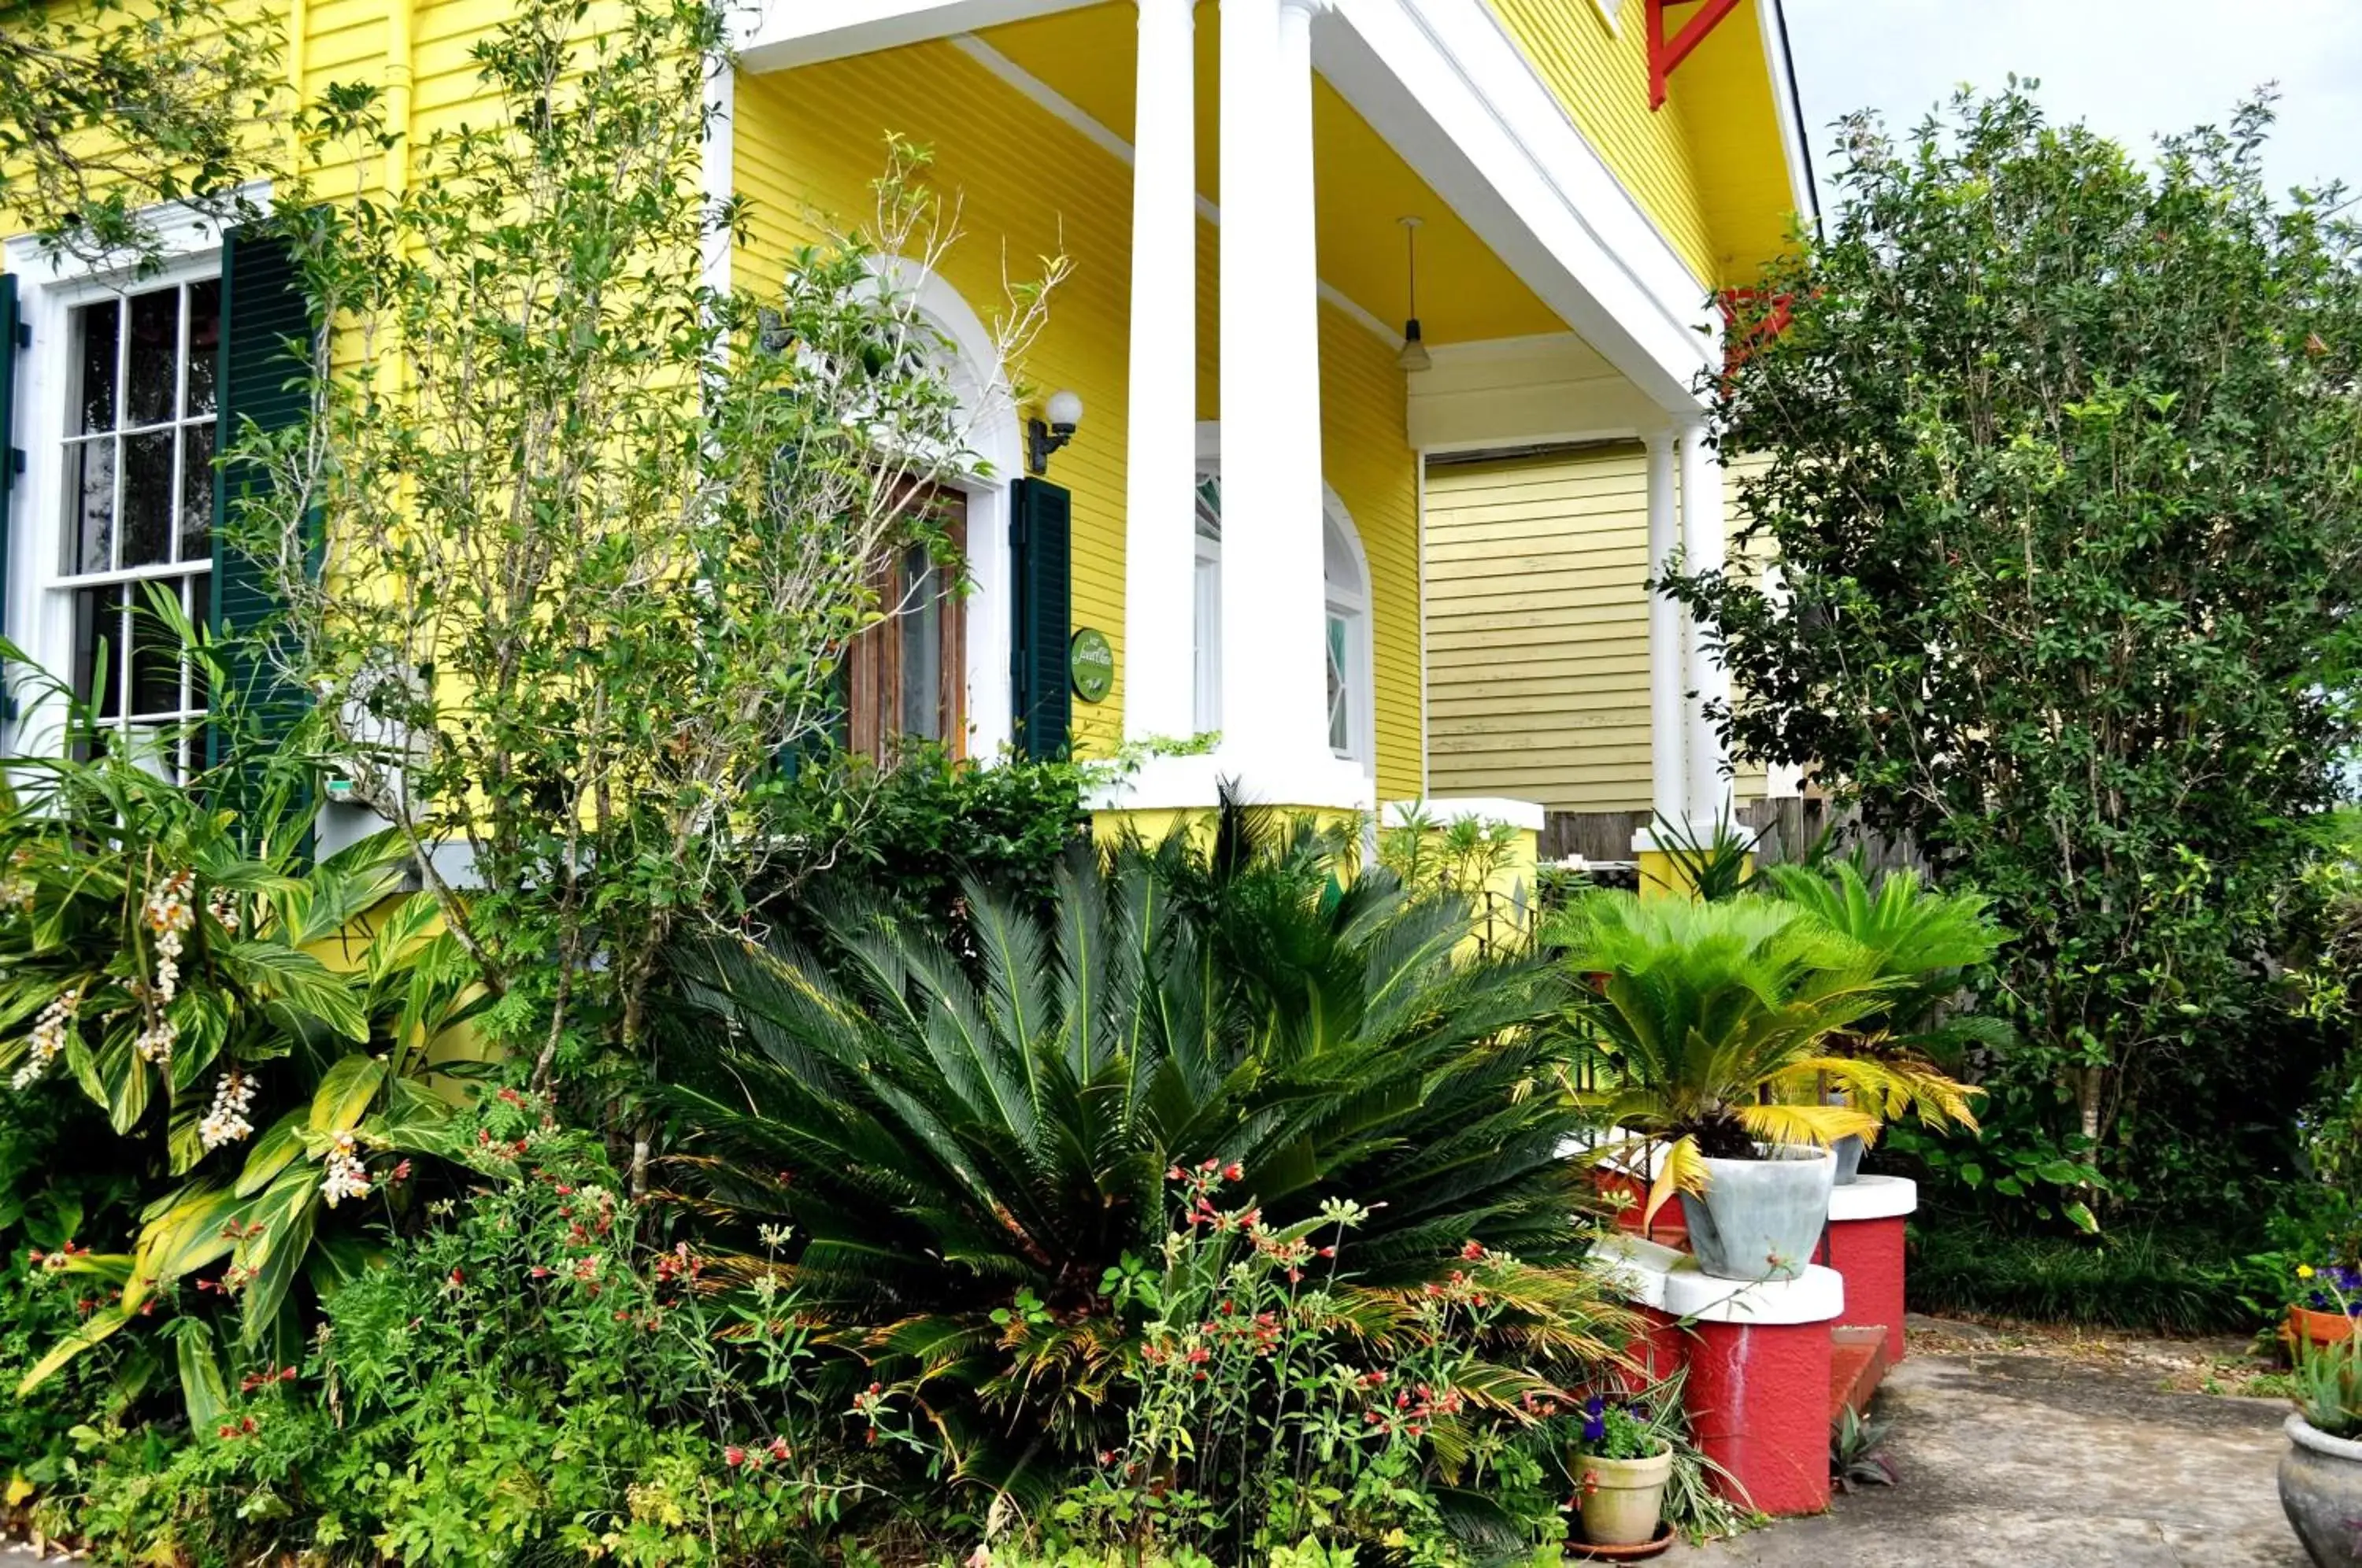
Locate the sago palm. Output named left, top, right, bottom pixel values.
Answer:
left=657, top=834, right=1599, bottom=1461
left=1545, top=892, right=1890, bottom=1220
left=1760, top=860, right=2002, bottom=1132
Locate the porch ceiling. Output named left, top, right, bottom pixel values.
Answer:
left=973, top=2, right=1564, bottom=346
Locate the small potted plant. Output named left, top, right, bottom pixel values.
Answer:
left=2291, top=1263, right=2362, bottom=1352
left=2282, top=1278, right=2362, bottom=1567
left=1570, top=1394, right=1672, bottom=1549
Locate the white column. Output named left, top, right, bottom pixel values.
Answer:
left=1216, top=0, right=1332, bottom=778
left=1644, top=428, right=1685, bottom=830
left=1679, top=423, right=1732, bottom=825
left=1120, top=0, right=1199, bottom=743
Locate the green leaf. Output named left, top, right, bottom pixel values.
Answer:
left=235, top=1108, right=309, bottom=1198
left=172, top=1320, right=232, bottom=1429
left=18, top=1308, right=133, bottom=1396
left=309, top=1055, right=385, bottom=1136
left=219, top=941, right=369, bottom=1043
left=2062, top=1200, right=2101, bottom=1235
left=1957, top=1161, right=1985, bottom=1189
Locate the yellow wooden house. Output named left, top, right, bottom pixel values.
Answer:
left=0, top=0, right=1813, bottom=874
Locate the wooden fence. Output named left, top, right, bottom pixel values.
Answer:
left=1540, top=797, right=1927, bottom=878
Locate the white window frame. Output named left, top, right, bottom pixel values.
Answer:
left=865, top=259, right=1022, bottom=760
left=1190, top=423, right=1379, bottom=778
left=4, top=198, right=252, bottom=764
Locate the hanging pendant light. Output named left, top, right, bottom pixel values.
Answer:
left=1396, top=215, right=1432, bottom=372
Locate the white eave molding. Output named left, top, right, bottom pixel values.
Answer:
left=736, top=0, right=1096, bottom=73
left=1316, top=0, right=1720, bottom=412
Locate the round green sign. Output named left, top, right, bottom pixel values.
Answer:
left=1068, top=627, right=1114, bottom=704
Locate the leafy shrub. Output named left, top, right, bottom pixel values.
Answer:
left=761, top=741, right=1094, bottom=942
left=0, top=660, right=485, bottom=1410
left=1905, top=1225, right=2256, bottom=1334
left=51, top=1093, right=883, bottom=1566
left=1668, top=84, right=2362, bottom=1223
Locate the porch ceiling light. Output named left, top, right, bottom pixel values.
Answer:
left=1395, top=216, right=1431, bottom=373
left=1027, top=389, right=1085, bottom=475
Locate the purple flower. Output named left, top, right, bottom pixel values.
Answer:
left=1582, top=1396, right=1607, bottom=1444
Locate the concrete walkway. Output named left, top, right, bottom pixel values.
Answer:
left=1664, top=1318, right=2304, bottom=1568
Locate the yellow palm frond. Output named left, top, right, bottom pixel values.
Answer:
left=1642, top=1134, right=1709, bottom=1226
left=1781, top=1054, right=1984, bottom=1134
left=1736, top=1100, right=1881, bottom=1150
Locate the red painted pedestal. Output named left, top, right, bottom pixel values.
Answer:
left=1680, top=1315, right=1835, bottom=1517
left=1593, top=1236, right=1844, bottom=1518
left=1823, top=1176, right=1916, bottom=1363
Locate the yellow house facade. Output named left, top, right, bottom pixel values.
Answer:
left=0, top=0, right=1813, bottom=872
left=720, top=0, right=1815, bottom=865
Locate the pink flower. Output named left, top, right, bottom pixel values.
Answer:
left=724, top=1446, right=746, bottom=1468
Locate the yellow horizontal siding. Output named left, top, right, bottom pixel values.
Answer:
left=1425, top=447, right=1653, bottom=811
left=1426, top=446, right=1773, bottom=815
left=1483, top=0, right=1713, bottom=287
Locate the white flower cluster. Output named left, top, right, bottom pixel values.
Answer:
left=207, top=889, right=240, bottom=933
left=0, top=850, right=35, bottom=915
left=11, top=986, right=81, bottom=1091
left=199, top=1070, right=257, bottom=1150
left=136, top=871, right=197, bottom=1067
left=320, top=1132, right=370, bottom=1207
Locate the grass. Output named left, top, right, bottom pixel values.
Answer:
left=1907, top=1223, right=2267, bottom=1336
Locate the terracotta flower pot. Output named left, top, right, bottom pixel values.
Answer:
left=2292, top=1306, right=2362, bottom=1350
left=1575, top=1440, right=1674, bottom=1548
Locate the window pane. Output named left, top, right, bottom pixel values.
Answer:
left=898, top=547, right=942, bottom=740
left=126, top=288, right=180, bottom=427
left=184, top=573, right=211, bottom=712
left=1326, top=613, right=1349, bottom=756
left=130, top=595, right=186, bottom=718
left=180, top=421, right=214, bottom=560
left=120, top=428, right=176, bottom=568
left=72, top=301, right=119, bottom=435
left=67, top=438, right=116, bottom=575
left=186, top=279, right=221, bottom=416
left=72, top=585, right=124, bottom=718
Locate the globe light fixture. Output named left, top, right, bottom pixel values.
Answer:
left=1027, top=389, right=1085, bottom=474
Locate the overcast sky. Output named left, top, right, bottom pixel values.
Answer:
left=1780, top=0, right=2362, bottom=210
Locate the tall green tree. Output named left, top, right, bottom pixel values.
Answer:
left=1668, top=87, right=2362, bottom=1214
left=0, top=0, right=281, bottom=269
left=229, top=0, right=1063, bottom=1133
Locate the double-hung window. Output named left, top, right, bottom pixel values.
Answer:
left=57, top=276, right=220, bottom=775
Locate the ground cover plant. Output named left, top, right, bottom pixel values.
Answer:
left=1668, top=84, right=2362, bottom=1233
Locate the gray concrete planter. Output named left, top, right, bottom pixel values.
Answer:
left=1831, top=1133, right=1866, bottom=1185
left=2284, top=1414, right=2362, bottom=1566
left=1675, top=1145, right=1835, bottom=1282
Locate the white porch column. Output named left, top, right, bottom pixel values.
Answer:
left=1215, top=0, right=1335, bottom=781
left=1643, top=428, right=1685, bottom=829
left=1679, top=422, right=1732, bottom=824
left=1120, top=0, right=1199, bottom=743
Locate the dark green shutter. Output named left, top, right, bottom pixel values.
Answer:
left=208, top=228, right=315, bottom=843
left=0, top=272, right=21, bottom=662
left=1009, top=477, right=1072, bottom=761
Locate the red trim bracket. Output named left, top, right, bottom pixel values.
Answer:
left=1647, top=0, right=1742, bottom=110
